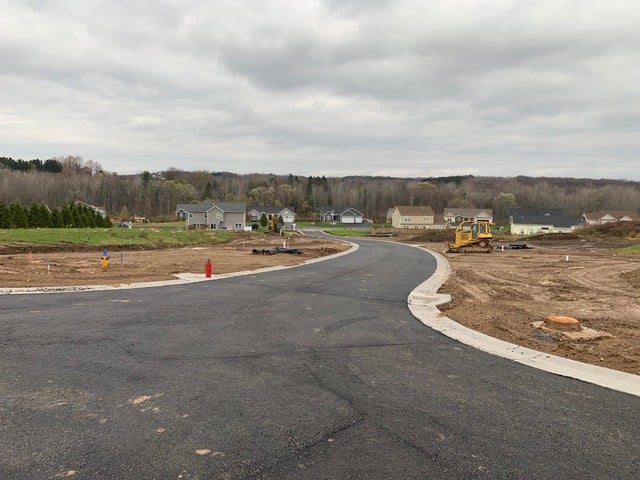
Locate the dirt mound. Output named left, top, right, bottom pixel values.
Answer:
left=524, top=232, right=581, bottom=242
left=581, top=220, right=640, bottom=238
left=399, top=230, right=453, bottom=243
left=621, top=268, right=640, bottom=288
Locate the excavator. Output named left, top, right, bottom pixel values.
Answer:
left=445, top=219, right=493, bottom=253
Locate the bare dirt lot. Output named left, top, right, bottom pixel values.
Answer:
left=0, top=234, right=348, bottom=288
left=1, top=233, right=639, bottom=375
left=432, top=237, right=640, bottom=375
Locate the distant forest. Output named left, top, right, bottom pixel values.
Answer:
left=1, top=155, right=639, bottom=224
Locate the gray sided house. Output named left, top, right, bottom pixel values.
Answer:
left=176, top=201, right=246, bottom=230
left=508, top=207, right=583, bottom=236
left=320, top=207, right=364, bottom=224
left=443, top=208, right=493, bottom=225
left=247, top=206, right=296, bottom=228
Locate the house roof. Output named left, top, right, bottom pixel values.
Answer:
left=394, top=205, right=435, bottom=216
left=248, top=206, right=295, bottom=214
left=178, top=201, right=246, bottom=213
left=511, top=214, right=583, bottom=228
left=175, top=203, right=195, bottom=212
left=582, top=210, right=639, bottom=221
left=508, top=207, right=565, bottom=217
left=443, top=208, right=493, bottom=217
left=320, top=206, right=364, bottom=216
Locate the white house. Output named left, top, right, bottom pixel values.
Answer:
left=509, top=208, right=583, bottom=236
left=319, top=207, right=364, bottom=224
left=247, top=206, right=296, bottom=228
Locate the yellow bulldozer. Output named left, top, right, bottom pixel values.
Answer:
left=445, top=219, right=493, bottom=253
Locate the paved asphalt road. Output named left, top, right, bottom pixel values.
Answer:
left=1, top=237, right=638, bottom=479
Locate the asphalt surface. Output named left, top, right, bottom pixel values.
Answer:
left=1, top=237, right=639, bottom=479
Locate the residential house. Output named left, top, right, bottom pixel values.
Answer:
left=175, top=203, right=192, bottom=220
left=319, top=207, right=364, bottom=224
left=508, top=207, right=583, bottom=236
left=391, top=205, right=448, bottom=230
left=443, top=208, right=493, bottom=225
left=247, top=206, right=296, bottom=229
left=581, top=210, right=639, bottom=225
left=176, top=201, right=246, bottom=230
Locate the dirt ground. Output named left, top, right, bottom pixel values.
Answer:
left=0, top=234, right=348, bottom=288
left=432, top=237, right=640, bottom=375
left=1, top=233, right=639, bottom=375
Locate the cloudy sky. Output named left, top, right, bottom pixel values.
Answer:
left=1, top=0, right=639, bottom=179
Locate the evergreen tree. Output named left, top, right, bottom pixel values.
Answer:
left=204, top=182, right=213, bottom=200
left=43, top=158, right=63, bottom=173
left=50, top=208, right=64, bottom=228
left=0, top=202, right=9, bottom=228
left=61, top=204, right=72, bottom=227
left=71, top=204, right=82, bottom=227
left=28, top=202, right=50, bottom=228
left=9, top=202, right=28, bottom=228
left=83, top=207, right=96, bottom=227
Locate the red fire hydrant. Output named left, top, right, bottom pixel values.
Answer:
left=205, top=259, right=213, bottom=278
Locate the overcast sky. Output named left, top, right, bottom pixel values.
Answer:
left=1, top=0, right=638, bottom=179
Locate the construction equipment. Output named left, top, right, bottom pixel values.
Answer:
left=445, top=219, right=493, bottom=253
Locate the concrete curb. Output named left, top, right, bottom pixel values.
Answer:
left=407, top=247, right=640, bottom=398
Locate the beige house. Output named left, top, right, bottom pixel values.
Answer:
left=391, top=206, right=447, bottom=229
left=443, top=208, right=493, bottom=224
left=581, top=210, right=639, bottom=225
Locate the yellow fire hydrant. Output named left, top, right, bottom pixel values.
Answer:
left=101, top=248, right=110, bottom=270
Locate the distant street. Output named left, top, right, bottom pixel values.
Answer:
left=1, top=237, right=638, bottom=479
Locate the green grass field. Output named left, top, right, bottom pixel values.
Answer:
left=617, top=244, right=640, bottom=255
left=0, top=227, right=236, bottom=248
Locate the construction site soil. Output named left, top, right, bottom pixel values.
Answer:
left=1, top=232, right=639, bottom=375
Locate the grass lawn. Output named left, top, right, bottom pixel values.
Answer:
left=0, top=227, right=236, bottom=248
left=618, top=244, right=640, bottom=255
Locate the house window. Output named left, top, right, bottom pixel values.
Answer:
left=404, top=216, right=411, bottom=222
left=235, top=223, right=242, bottom=229
left=216, top=213, right=221, bottom=219
left=204, top=213, right=207, bottom=218
left=189, top=213, right=192, bottom=218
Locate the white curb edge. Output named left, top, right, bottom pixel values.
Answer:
left=407, top=246, right=640, bottom=398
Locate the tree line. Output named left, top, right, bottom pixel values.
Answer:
left=1, top=155, right=639, bottom=224
left=0, top=201, right=111, bottom=229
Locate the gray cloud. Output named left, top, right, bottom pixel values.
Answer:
left=1, top=0, right=639, bottom=179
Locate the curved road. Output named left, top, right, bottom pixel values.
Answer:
left=1, top=237, right=638, bottom=479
